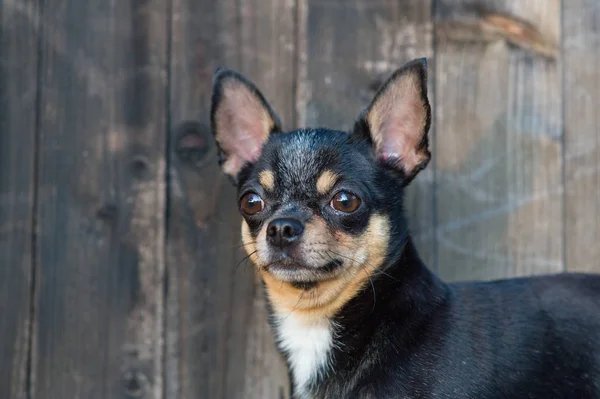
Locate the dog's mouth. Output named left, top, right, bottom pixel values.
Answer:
left=265, top=258, right=344, bottom=283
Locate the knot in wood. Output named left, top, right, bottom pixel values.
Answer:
left=175, top=121, right=212, bottom=168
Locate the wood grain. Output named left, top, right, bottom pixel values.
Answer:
left=32, top=1, right=168, bottom=398
left=564, top=0, right=600, bottom=272
left=298, top=0, right=436, bottom=269
left=0, top=1, right=38, bottom=398
left=166, top=0, right=294, bottom=397
left=434, top=0, right=564, bottom=281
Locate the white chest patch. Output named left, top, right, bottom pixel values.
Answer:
left=275, top=313, right=334, bottom=397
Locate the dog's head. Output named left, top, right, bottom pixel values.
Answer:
left=210, top=59, right=431, bottom=316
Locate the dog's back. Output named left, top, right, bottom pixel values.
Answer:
left=442, top=274, right=600, bottom=398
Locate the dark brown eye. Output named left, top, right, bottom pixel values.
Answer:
left=240, top=193, right=264, bottom=215
left=330, top=191, right=361, bottom=213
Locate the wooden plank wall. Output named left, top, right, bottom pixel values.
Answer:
left=0, top=1, right=38, bottom=398
left=33, top=1, right=168, bottom=399
left=0, top=0, right=599, bottom=398
left=564, top=0, right=600, bottom=273
left=166, top=0, right=292, bottom=398
left=434, top=0, right=563, bottom=281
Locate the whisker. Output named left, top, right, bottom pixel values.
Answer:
left=231, top=244, right=252, bottom=251
left=283, top=289, right=305, bottom=321
left=367, top=273, right=376, bottom=312
left=324, top=251, right=357, bottom=280
left=234, top=250, right=257, bottom=275
left=327, top=250, right=377, bottom=312
left=328, top=246, right=399, bottom=282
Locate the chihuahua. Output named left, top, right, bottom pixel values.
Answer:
left=210, top=58, right=600, bottom=399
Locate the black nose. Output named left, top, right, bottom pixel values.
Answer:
left=266, top=218, right=304, bottom=248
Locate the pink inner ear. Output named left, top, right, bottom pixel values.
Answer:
left=368, top=75, right=429, bottom=175
left=378, top=103, right=428, bottom=173
left=215, top=80, right=274, bottom=176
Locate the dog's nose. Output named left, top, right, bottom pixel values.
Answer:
left=266, top=218, right=304, bottom=248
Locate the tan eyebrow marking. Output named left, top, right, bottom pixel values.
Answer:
left=258, top=170, right=275, bottom=191
left=316, top=170, right=339, bottom=195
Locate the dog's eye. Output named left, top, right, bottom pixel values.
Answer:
left=330, top=191, right=361, bottom=213
left=240, top=193, right=264, bottom=215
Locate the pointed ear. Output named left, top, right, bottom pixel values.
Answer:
left=354, top=58, right=432, bottom=185
left=210, top=68, right=281, bottom=181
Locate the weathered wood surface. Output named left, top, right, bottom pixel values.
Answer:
left=166, top=0, right=293, bottom=398
left=0, top=0, right=600, bottom=398
left=434, top=0, right=563, bottom=281
left=32, top=0, right=168, bottom=398
left=564, top=0, right=600, bottom=273
left=0, top=1, right=38, bottom=398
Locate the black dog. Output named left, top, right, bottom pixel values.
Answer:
left=210, top=58, right=600, bottom=399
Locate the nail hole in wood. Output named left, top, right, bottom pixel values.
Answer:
left=96, top=204, right=118, bottom=222
left=130, top=155, right=150, bottom=180
left=123, top=370, right=147, bottom=398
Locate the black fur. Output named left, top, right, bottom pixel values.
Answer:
left=239, top=129, right=388, bottom=239
left=210, top=60, right=600, bottom=399
left=311, top=241, right=600, bottom=398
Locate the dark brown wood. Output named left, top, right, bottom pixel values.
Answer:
left=564, top=0, right=600, bottom=273
left=0, top=1, right=38, bottom=398
left=434, top=0, right=563, bottom=281
left=297, top=0, right=436, bottom=268
left=166, top=0, right=294, bottom=397
left=32, top=1, right=168, bottom=398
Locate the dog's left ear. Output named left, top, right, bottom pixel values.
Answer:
left=211, top=68, right=281, bottom=182
left=354, top=58, right=431, bottom=185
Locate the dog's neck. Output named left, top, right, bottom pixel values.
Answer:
left=268, top=237, right=449, bottom=398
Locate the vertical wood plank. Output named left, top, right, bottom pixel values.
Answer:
left=33, top=1, right=168, bottom=398
left=297, top=0, right=436, bottom=268
left=0, top=1, right=38, bottom=398
left=166, top=0, right=294, bottom=398
left=564, top=0, right=600, bottom=273
left=434, top=0, right=563, bottom=281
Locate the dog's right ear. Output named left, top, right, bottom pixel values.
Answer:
left=210, top=68, right=281, bottom=182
